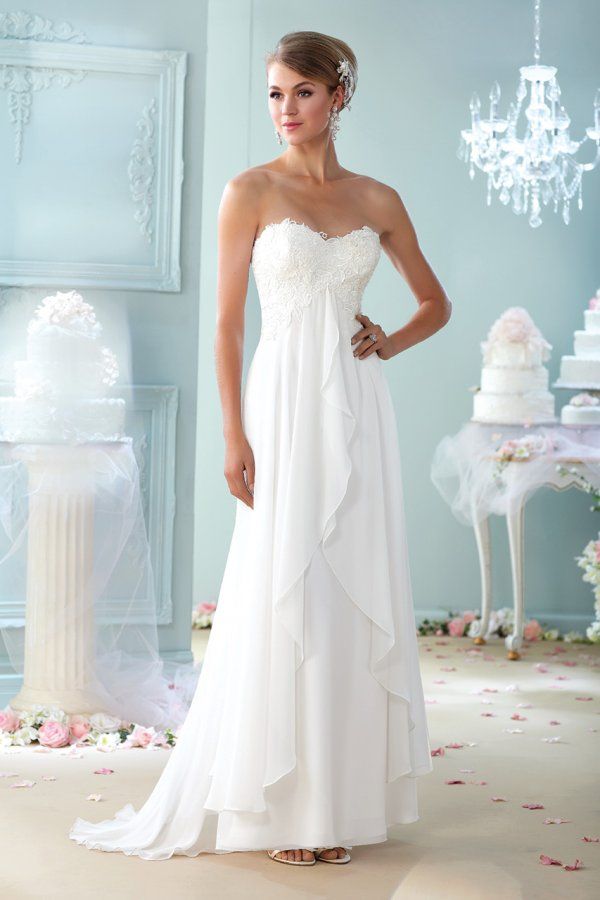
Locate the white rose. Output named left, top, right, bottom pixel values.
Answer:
left=0, top=732, right=13, bottom=749
left=14, top=726, right=38, bottom=745
left=89, top=713, right=122, bottom=733
left=95, top=732, right=121, bottom=752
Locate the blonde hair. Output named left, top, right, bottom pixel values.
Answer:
left=265, top=31, right=357, bottom=110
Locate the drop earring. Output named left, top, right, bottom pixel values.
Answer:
left=328, top=105, right=341, bottom=141
left=275, top=128, right=283, bottom=145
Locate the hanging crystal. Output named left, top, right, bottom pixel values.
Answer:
left=458, top=0, right=600, bottom=227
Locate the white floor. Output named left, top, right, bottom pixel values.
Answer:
left=1, top=632, right=599, bottom=899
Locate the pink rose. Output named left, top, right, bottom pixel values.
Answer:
left=523, top=619, right=543, bottom=642
left=0, top=707, right=20, bottom=732
left=68, top=715, right=91, bottom=740
left=126, top=726, right=155, bottom=748
left=197, top=602, right=216, bottom=614
left=462, top=611, right=477, bottom=624
left=448, top=617, right=466, bottom=637
left=38, top=720, right=71, bottom=748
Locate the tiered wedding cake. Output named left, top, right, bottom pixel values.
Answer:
left=0, top=290, right=126, bottom=443
left=556, top=288, right=600, bottom=389
left=471, top=306, right=556, bottom=425
left=556, top=288, right=600, bottom=426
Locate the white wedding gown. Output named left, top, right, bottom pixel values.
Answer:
left=68, top=216, right=433, bottom=860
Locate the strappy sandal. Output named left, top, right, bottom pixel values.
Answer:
left=267, top=848, right=317, bottom=866
left=314, top=846, right=351, bottom=864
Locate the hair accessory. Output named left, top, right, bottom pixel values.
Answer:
left=336, top=57, right=355, bottom=110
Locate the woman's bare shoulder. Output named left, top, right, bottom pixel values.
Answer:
left=350, top=174, right=412, bottom=237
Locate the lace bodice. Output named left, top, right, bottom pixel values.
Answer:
left=251, top=217, right=382, bottom=340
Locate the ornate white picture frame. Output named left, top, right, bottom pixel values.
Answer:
left=0, top=35, right=186, bottom=291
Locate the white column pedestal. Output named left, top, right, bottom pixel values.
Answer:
left=10, top=445, right=110, bottom=715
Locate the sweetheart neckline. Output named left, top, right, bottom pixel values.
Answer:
left=252, top=217, right=380, bottom=252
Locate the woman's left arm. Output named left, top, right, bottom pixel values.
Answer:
left=352, top=185, right=453, bottom=361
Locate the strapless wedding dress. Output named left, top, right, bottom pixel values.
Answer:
left=68, top=217, right=433, bottom=860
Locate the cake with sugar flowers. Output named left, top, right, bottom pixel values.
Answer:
left=0, top=290, right=125, bottom=443
left=471, top=306, right=556, bottom=425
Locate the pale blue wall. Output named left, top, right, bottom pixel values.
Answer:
left=0, top=0, right=208, bottom=702
left=195, top=0, right=600, bottom=634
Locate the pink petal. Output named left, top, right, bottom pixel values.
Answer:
left=482, top=688, right=498, bottom=693
left=549, top=720, right=561, bottom=725
left=445, top=779, right=466, bottom=785
left=10, top=780, right=35, bottom=788
left=41, top=775, right=56, bottom=781
left=481, top=712, right=496, bottom=717
left=539, top=854, right=562, bottom=866
left=575, top=696, right=593, bottom=701
left=563, top=858, right=583, bottom=871
left=511, top=714, right=527, bottom=720
left=459, top=768, right=475, bottom=773
left=543, top=817, right=571, bottom=824
left=85, top=793, right=102, bottom=801
left=445, top=742, right=465, bottom=749
left=0, top=772, right=19, bottom=778
left=433, top=679, right=447, bottom=684
left=522, top=802, right=545, bottom=809
left=582, top=836, right=599, bottom=842
left=491, top=796, right=508, bottom=802
left=93, top=768, right=115, bottom=775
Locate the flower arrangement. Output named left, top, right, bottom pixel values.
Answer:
left=481, top=307, right=552, bottom=364
left=28, top=291, right=101, bottom=339
left=416, top=605, right=590, bottom=643
left=0, top=704, right=178, bottom=751
left=492, top=434, right=554, bottom=487
left=99, top=346, right=119, bottom=386
left=575, top=536, right=600, bottom=643
left=569, top=391, right=600, bottom=408
left=192, top=601, right=216, bottom=629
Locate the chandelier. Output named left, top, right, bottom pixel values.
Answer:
left=458, top=0, right=600, bottom=227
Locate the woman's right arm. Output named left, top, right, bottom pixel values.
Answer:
left=214, top=172, right=261, bottom=509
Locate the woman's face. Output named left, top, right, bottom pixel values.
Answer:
left=267, top=62, right=342, bottom=144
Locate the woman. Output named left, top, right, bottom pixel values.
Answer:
left=69, top=30, right=451, bottom=867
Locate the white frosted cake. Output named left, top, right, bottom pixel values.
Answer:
left=561, top=391, right=600, bottom=426
left=556, top=289, right=600, bottom=388
left=0, top=291, right=126, bottom=443
left=471, top=306, right=556, bottom=425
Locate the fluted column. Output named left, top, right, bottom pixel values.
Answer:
left=10, top=444, right=109, bottom=715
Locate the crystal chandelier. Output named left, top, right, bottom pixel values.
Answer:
left=458, top=0, right=600, bottom=227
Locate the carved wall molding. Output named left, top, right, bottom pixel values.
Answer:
left=0, top=10, right=89, bottom=43
left=128, top=97, right=157, bottom=243
left=0, top=41, right=186, bottom=291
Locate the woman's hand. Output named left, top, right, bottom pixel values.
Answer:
left=224, top=430, right=255, bottom=509
left=351, top=313, right=394, bottom=360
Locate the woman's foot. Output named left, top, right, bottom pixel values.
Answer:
left=316, top=847, right=348, bottom=861
left=268, top=848, right=315, bottom=863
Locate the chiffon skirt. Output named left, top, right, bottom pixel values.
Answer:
left=69, top=293, right=433, bottom=860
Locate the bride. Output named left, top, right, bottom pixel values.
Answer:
left=69, top=30, right=451, bottom=867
